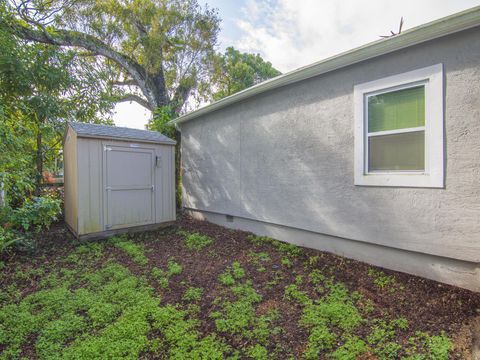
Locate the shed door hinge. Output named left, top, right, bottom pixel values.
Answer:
left=106, top=186, right=112, bottom=191
left=104, top=146, right=112, bottom=151
left=151, top=185, right=155, bottom=192
left=105, top=224, right=112, bottom=230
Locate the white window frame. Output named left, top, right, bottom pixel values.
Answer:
left=354, top=64, right=444, bottom=188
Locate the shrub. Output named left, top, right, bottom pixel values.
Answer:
left=0, top=226, right=17, bottom=252
left=10, top=196, right=61, bottom=232
left=0, top=226, right=33, bottom=255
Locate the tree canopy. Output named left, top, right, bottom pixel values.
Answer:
left=0, top=0, right=282, bottom=210
left=2, top=0, right=221, bottom=113
left=211, top=47, right=281, bottom=101
left=0, top=12, right=115, bottom=204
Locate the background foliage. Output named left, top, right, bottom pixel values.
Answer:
left=0, top=0, right=281, bottom=251
left=210, top=46, right=281, bottom=101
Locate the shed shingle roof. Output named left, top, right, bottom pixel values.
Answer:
left=69, top=122, right=176, bottom=145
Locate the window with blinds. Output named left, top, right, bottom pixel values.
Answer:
left=354, top=64, right=444, bottom=188
left=367, top=85, right=425, bottom=172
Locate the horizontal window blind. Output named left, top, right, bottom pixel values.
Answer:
left=368, top=86, right=425, bottom=133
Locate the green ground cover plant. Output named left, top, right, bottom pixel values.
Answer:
left=218, top=261, right=245, bottom=286
left=247, top=235, right=302, bottom=257
left=151, top=258, right=183, bottom=289
left=179, top=230, right=214, bottom=251
left=111, top=236, right=149, bottom=265
left=211, top=280, right=280, bottom=349
left=247, top=251, right=271, bottom=272
left=0, top=219, right=470, bottom=359
left=183, top=287, right=204, bottom=302
left=368, top=268, right=395, bottom=286
left=0, top=262, right=228, bottom=359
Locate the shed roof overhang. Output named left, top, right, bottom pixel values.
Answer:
left=66, top=122, right=176, bottom=145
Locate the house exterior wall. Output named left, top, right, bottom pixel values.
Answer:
left=179, top=27, right=480, bottom=291
left=66, top=134, right=175, bottom=238
left=63, top=127, right=78, bottom=233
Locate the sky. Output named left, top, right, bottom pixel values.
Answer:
left=113, top=0, right=480, bottom=129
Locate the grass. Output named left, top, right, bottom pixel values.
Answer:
left=0, top=219, right=469, bottom=359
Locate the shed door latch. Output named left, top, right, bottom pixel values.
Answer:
left=151, top=185, right=155, bottom=192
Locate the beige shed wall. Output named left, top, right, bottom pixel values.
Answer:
left=154, top=143, right=176, bottom=223
left=77, top=138, right=103, bottom=235
left=63, top=127, right=78, bottom=233
left=73, top=136, right=175, bottom=237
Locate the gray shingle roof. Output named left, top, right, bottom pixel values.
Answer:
left=69, top=122, right=176, bottom=145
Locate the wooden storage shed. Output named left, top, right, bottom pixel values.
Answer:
left=63, top=122, right=176, bottom=240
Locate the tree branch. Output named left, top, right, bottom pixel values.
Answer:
left=111, top=79, right=138, bottom=86
left=116, top=94, right=152, bottom=111
left=6, top=19, right=159, bottom=109
left=171, top=84, right=193, bottom=114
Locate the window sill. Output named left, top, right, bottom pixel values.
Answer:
left=354, top=172, right=444, bottom=188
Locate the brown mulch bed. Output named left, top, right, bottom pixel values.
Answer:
left=1, top=214, right=479, bottom=359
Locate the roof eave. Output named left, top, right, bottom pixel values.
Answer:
left=74, top=133, right=176, bottom=145
left=66, top=122, right=176, bottom=145
left=172, top=5, right=480, bottom=125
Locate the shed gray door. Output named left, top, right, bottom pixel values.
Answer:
left=103, top=144, right=155, bottom=230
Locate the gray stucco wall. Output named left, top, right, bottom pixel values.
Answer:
left=179, top=27, right=480, bottom=289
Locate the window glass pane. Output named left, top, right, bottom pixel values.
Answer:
left=368, top=86, right=425, bottom=132
left=368, top=131, right=425, bottom=171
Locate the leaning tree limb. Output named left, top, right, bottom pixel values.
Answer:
left=111, top=79, right=138, bottom=87
left=5, top=19, right=167, bottom=110
left=116, top=93, right=152, bottom=111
